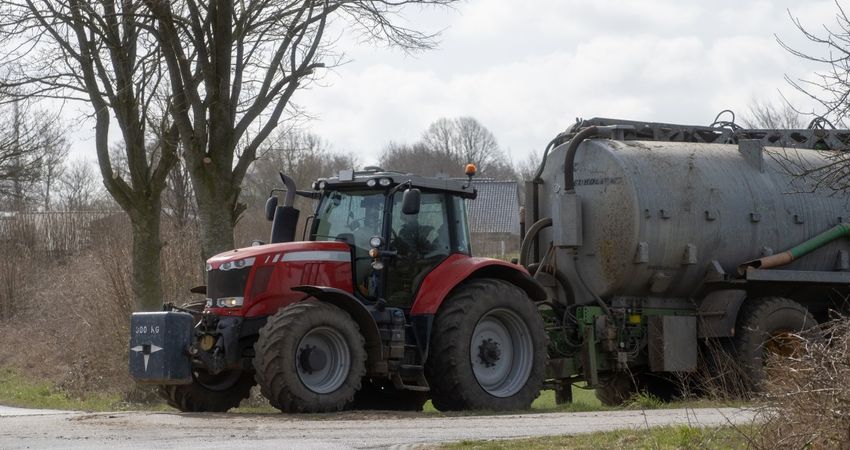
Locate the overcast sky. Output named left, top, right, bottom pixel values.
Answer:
left=68, top=0, right=841, bottom=167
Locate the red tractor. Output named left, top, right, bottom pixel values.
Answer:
left=130, top=167, right=547, bottom=412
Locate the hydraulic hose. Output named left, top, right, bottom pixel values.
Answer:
left=563, top=126, right=600, bottom=192
left=519, top=217, right=552, bottom=267
left=738, top=222, right=850, bottom=275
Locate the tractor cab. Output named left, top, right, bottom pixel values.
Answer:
left=306, top=168, right=477, bottom=308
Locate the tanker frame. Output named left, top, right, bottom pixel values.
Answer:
left=523, top=116, right=850, bottom=404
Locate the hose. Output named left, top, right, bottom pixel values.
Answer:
left=532, top=137, right=560, bottom=183
left=738, top=222, right=850, bottom=275
left=563, top=126, right=600, bottom=192
left=519, top=217, right=552, bottom=267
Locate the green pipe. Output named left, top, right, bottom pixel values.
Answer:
left=738, top=222, right=850, bottom=274
left=788, top=222, right=850, bottom=259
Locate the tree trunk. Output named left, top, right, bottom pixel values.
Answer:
left=193, top=175, right=239, bottom=262
left=130, top=201, right=164, bottom=312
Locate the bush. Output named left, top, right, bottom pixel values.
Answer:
left=751, top=315, right=850, bottom=449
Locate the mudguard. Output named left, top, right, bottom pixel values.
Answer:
left=410, top=253, right=547, bottom=315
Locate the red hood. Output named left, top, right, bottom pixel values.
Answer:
left=206, top=241, right=350, bottom=269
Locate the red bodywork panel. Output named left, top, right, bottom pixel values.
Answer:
left=409, top=254, right=532, bottom=315
left=206, top=241, right=354, bottom=318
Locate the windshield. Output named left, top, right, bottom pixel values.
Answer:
left=313, top=190, right=385, bottom=253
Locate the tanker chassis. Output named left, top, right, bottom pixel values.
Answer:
left=129, top=117, right=850, bottom=411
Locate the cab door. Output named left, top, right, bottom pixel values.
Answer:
left=384, top=192, right=452, bottom=307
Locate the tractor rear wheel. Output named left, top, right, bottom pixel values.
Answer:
left=253, top=301, right=367, bottom=413
left=349, top=379, right=428, bottom=411
left=159, top=369, right=255, bottom=412
left=426, top=278, right=546, bottom=411
left=735, top=296, right=818, bottom=391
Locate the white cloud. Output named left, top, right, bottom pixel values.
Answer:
left=68, top=0, right=843, bottom=170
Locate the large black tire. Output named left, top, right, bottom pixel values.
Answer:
left=253, top=301, right=367, bottom=413
left=157, top=300, right=255, bottom=412
left=349, top=378, right=428, bottom=411
left=595, top=372, right=682, bottom=406
left=158, top=370, right=255, bottom=412
left=735, top=296, right=818, bottom=390
left=425, top=278, right=547, bottom=411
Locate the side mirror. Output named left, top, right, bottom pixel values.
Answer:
left=401, top=188, right=421, bottom=215
left=264, top=196, right=278, bottom=221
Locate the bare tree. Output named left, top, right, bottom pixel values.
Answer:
left=245, top=130, right=356, bottom=201
left=143, top=0, right=458, bottom=261
left=40, top=138, right=68, bottom=211
left=0, top=99, right=66, bottom=210
left=0, top=2, right=178, bottom=311
left=239, top=129, right=355, bottom=244
left=744, top=100, right=808, bottom=129
left=381, top=116, right=517, bottom=179
left=764, top=2, right=850, bottom=193
left=778, top=2, right=850, bottom=122
left=59, top=160, right=99, bottom=211
left=516, top=151, right=542, bottom=182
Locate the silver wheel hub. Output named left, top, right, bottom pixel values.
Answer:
left=470, top=308, right=533, bottom=398
left=296, top=326, right=351, bottom=394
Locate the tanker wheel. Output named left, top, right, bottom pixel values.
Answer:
left=158, top=369, right=255, bottom=412
left=349, top=379, right=428, bottom=411
left=735, top=296, right=818, bottom=391
left=594, top=372, right=680, bottom=406
left=253, top=301, right=366, bottom=413
left=594, top=372, right=636, bottom=406
left=425, top=278, right=546, bottom=411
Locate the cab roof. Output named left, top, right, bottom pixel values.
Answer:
left=313, top=168, right=478, bottom=199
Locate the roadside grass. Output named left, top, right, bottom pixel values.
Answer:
left=440, top=424, right=755, bottom=449
left=0, top=368, right=167, bottom=412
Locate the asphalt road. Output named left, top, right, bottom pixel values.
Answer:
left=0, top=405, right=756, bottom=449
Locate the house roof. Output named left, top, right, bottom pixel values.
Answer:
left=466, top=180, right=520, bottom=234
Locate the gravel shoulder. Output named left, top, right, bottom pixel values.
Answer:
left=0, top=406, right=756, bottom=449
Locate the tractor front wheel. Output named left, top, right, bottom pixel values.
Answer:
left=426, top=278, right=546, bottom=411
left=253, top=301, right=367, bottom=413
left=158, top=369, right=254, bottom=412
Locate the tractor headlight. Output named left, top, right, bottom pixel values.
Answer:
left=217, top=297, right=244, bottom=308
left=319, top=181, right=327, bottom=190
left=369, top=236, right=383, bottom=248
left=378, top=177, right=392, bottom=187
left=366, top=179, right=377, bottom=187
left=206, top=263, right=213, bottom=272
left=219, top=257, right=255, bottom=271
left=205, top=298, right=214, bottom=308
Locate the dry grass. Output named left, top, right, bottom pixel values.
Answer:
left=749, top=315, right=850, bottom=449
left=0, top=212, right=202, bottom=403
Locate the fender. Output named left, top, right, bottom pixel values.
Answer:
left=696, top=289, right=747, bottom=338
left=291, top=285, right=384, bottom=373
left=410, top=254, right=547, bottom=316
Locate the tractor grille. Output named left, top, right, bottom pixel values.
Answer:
left=207, top=267, right=251, bottom=300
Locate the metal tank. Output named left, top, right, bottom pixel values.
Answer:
left=529, top=121, right=850, bottom=305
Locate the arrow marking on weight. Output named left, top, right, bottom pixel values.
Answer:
left=131, top=344, right=163, bottom=371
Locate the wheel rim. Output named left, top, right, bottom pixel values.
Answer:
left=470, top=308, right=534, bottom=398
left=296, top=326, right=351, bottom=394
